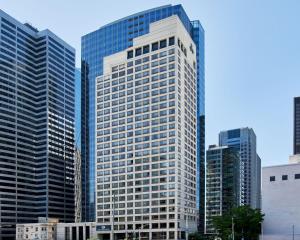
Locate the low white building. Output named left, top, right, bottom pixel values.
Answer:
left=56, top=222, right=97, bottom=240
left=16, top=218, right=97, bottom=240
left=262, top=162, right=300, bottom=240
left=16, top=218, right=59, bottom=240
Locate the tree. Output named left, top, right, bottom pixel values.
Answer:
left=188, top=232, right=205, bottom=240
left=212, top=205, right=264, bottom=240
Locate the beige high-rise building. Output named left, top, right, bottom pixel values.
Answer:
left=95, top=15, right=198, bottom=240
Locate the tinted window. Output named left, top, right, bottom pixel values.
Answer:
left=160, top=39, right=167, bottom=49
left=135, top=48, right=142, bottom=57
left=127, top=50, right=133, bottom=59
left=270, top=176, right=275, bottom=182
left=143, top=45, right=149, bottom=54
left=169, top=37, right=175, bottom=46
left=295, top=174, right=300, bottom=179
left=282, top=175, right=288, bottom=180
left=152, top=42, right=159, bottom=51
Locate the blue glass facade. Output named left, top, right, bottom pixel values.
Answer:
left=0, top=10, right=75, bottom=239
left=81, top=4, right=205, bottom=225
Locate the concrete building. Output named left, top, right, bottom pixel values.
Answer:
left=262, top=163, right=300, bottom=240
left=289, top=154, right=300, bottom=164
left=16, top=218, right=59, bottom=240
left=95, top=15, right=198, bottom=240
left=0, top=10, right=75, bottom=239
left=219, top=127, right=261, bottom=209
left=16, top=219, right=97, bottom=240
left=205, top=145, right=240, bottom=234
left=81, top=5, right=205, bottom=229
left=57, top=222, right=97, bottom=240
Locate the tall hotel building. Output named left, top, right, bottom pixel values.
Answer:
left=95, top=16, right=197, bottom=239
left=81, top=5, right=205, bottom=230
left=0, top=10, right=75, bottom=239
left=219, top=128, right=261, bottom=209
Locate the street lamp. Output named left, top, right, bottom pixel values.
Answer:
left=231, top=217, right=235, bottom=240
left=112, top=193, right=116, bottom=240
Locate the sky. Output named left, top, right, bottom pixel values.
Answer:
left=1, top=0, right=300, bottom=166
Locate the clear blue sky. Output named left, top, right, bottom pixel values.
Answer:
left=2, top=0, right=300, bottom=166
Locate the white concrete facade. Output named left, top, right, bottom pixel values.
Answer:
left=262, top=163, right=300, bottom=240
left=289, top=154, right=300, bottom=164
left=95, top=15, right=197, bottom=240
left=16, top=218, right=59, bottom=240
left=56, top=222, right=97, bottom=240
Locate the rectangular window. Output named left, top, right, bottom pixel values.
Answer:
left=270, top=176, right=275, bottom=182
left=143, top=45, right=149, bottom=54
left=282, top=175, right=288, bottom=180
left=135, top=48, right=142, bottom=57
left=169, top=37, right=175, bottom=46
left=295, top=174, right=300, bottom=179
left=160, top=39, right=167, bottom=49
left=127, top=50, right=133, bottom=59
left=152, top=42, right=159, bottom=51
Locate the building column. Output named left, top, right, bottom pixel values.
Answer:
left=69, top=227, right=72, bottom=240
left=76, top=226, right=79, bottom=240
left=83, top=225, right=86, bottom=240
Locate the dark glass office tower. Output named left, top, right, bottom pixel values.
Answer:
left=294, top=97, right=300, bottom=154
left=0, top=10, right=75, bottom=239
left=81, top=4, right=205, bottom=227
left=205, top=145, right=240, bottom=234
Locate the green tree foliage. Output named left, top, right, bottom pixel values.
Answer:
left=188, top=232, right=205, bottom=240
left=212, top=205, right=264, bottom=240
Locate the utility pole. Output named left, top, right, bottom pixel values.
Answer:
left=293, top=225, right=295, bottom=240
left=232, top=217, right=235, bottom=240
left=261, top=221, right=263, bottom=240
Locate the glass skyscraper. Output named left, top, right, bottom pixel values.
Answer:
left=205, top=145, right=240, bottom=234
left=294, top=97, right=300, bottom=155
left=0, top=10, right=75, bottom=239
left=81, top=4, right=205, bottom=227
left=219, top=128, right=261, bottom=209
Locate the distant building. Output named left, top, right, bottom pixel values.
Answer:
left=219, top=127, right=261, bottom=209
left=262, top=163, right=300, bottom=240
left=75, top=69, right=82, bottom=223
left=205, top=145, right=240, bottom=234
left=0, top=10, right=75, bottom=239
left=16, top=218, right=59, bottom=240
left=294, top=97, right=300, bottom=154
left=289, top=154, right=300, bottom=164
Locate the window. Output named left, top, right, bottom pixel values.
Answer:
left=282, top=175, right=288, bottom=180
left=295, top=174, right=300, bottom=179
left=152, top=42, right=159, bottom=51
left=143, top=45, right=149, bottom=54
left=169, top=36, right=175, bottom=46
left=127, top=50, right=133, bottom=59
left=135, top=48, right=142, bottom=56
left=160, top=39, right=167, bottom=48
left=270, top=176, right=275, bottom=182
